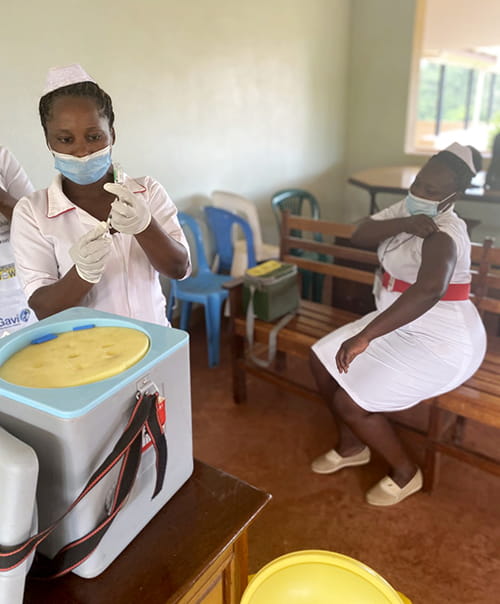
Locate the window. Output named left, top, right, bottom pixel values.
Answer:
left=406, top=0, right=500, bottom=154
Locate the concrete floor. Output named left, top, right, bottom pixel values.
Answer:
left=188, top=319, right=500, bottom=604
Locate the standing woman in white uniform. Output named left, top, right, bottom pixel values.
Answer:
left=11, top=64, right=191, bottom=326
left=0, top=147, right=37, bottom=337
left=310, top=142, right=486, bottom=506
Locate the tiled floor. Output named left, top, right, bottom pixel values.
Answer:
left=188, top=319, right=500, bottom=604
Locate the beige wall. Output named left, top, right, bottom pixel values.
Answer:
left=0, top=0, right=350, bottom=245
left=3, top=0, right=494, bottom=244
left=424, top=0, right=500, bottom=50
left=343, top=0, right=420, bottom=221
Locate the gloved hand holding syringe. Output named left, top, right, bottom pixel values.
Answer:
left=70, top=161, right=151, bottom=284
left=104, top=162, right=152, bottom=235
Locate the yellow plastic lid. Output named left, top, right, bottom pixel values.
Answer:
left=241, top=550, right=406, bottom=604
left=0, top=326, right=150, bottom=388
left=246, top=260, right=283, bottom=277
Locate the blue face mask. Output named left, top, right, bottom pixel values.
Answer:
left=405, top=191, right=455, bottom=217
left=52, top=145, right=112, bottom=185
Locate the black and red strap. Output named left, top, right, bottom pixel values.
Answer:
left=0, top=391, right=167, bottom=578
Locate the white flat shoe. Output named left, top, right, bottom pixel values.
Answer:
left=366, top=468, right=423, bottom=506
left=311, top=446, right=371, bottom=474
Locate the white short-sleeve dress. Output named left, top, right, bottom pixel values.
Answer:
left=311, top=200, right=487, bottom=412
left=11, top=170, right=191, bottom=327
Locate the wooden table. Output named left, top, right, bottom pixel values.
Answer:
left=23, top=460, right=271, bottom=604
left=348, top=166, right=500, bottom=214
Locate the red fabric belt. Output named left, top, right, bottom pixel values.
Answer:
left=381, top=271, right=470, bottom=301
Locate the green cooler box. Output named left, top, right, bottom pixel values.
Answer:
left=243, top=260, right=299, bottom=321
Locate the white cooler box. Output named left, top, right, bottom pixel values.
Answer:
left=0, top=307, right=193, bottom=578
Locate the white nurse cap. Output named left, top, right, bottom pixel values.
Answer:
left=42, top=63, right=96, bottom=95
left=442, top=142, right=477, bottom=175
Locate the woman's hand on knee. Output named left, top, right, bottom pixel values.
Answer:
left=335, top=333, right=370, bottom=374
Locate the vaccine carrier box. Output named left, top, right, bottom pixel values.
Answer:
left=0, top=307, right=193, bottom=578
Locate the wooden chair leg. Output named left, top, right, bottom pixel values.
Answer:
left=226, top=283, right=247, bottom=404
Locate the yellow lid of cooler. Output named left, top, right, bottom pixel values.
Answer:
left=0, top=326, right=150, bottom=388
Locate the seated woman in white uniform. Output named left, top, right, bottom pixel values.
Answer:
left=11, top=64, right=190, bottom=326
left=310, top=142, right=486, bottom=506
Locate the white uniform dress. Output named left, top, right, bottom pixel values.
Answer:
left=0, top=146, right=37, bottom=337
left=11, top=171, right=191, bottom=327
left=312, top=200, right=487, bottom=412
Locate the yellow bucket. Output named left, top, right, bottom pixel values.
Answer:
left=241, top=550, right=412, bottom=604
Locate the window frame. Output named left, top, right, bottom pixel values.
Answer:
left=405, top=0, right=500, bottom=157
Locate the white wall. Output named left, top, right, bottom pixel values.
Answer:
left=0, top=0, right=350, bottom=244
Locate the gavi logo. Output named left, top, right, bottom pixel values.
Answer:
left=0, top=263, right=16, bottom=280
left=0, top=308, right=31, bottom=328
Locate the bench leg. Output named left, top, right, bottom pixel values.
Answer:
left=275, top=350, right=287, bottom=372
left=452, top=415, right=466, bottom=445
left=231, top=332, right=247, bottom=404
left=423, top=444, right=440, bottom=493
left=423, top=401, right=443, bottom=492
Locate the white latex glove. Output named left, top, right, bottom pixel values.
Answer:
left=69, top=222, right=112, bottom=284
left=103, top=182, right=151, bottom=235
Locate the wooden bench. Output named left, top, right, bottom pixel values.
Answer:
left=424, top=241, right=500, bottom=490
left=225, top=212, right=500, bottom=490
left=225, top=213, right=379, bottom=404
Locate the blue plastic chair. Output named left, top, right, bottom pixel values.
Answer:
left=167, top=212, right=230, bottom=368
left=271, top=189, right=325, bottom=302
left=203, top=206, right=257, bottom=274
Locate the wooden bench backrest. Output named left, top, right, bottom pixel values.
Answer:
left=471, top=238, right=500, bottom=317
left=279, top=213, right=379, bottom=286
left=280, top=214, right=500, bottom=315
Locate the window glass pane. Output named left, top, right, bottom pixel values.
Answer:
left=415, top=60, right=439, bottom=149
left=480, top=73, right=493, bottom=122
left=441, top=65, right=470, bottom=122
left=407, top=1, right=500, bottom=154
left=414, top=60, right=500, bottom=151
left=493, top=75, right=500, bottom=119
left=418, top=60, right=440, bottom=121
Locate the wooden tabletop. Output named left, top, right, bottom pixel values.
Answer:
left=348, top=166, right=500, bottom=203
left=23, top=460, right=271, bottom=603
left=348, top=166, right=421, bottom=195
